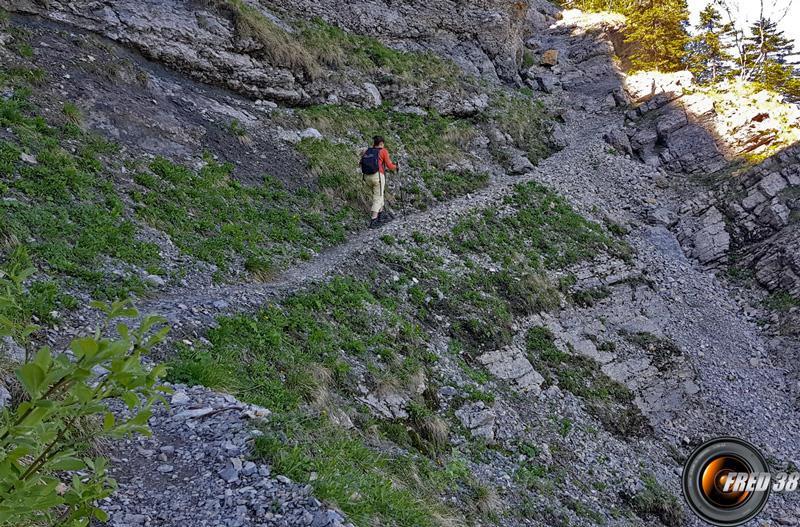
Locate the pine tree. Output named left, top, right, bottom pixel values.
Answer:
left=624, top=0, right=690, bottom=72
left=742, top=17, right=799, bottom=99
left=686, top=3, right=734, bottom=83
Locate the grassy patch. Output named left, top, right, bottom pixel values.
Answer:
left=131, top=156, right=354, bottom=277
left=764, top=291, right=800, bottom=311
left=295, top=104, right=484, bottom=205
left=485, top=91, right=556, bottom=164
left=0, top=88, right=160, bottom=300
left=168, top=276, right=429, bottom=412
left=526, top=326, right=649, bottom=437
left=254, top=416, right=451, bottom=527
left=449, top=182, right=629, bottom=270
left=628, top=476, right=685, bottom=527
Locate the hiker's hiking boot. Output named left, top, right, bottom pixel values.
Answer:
left=378, top=210, right=394, bottom=224
left=369, top=217, right=382, bottom=229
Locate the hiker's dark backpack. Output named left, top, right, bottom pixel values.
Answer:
left=360, top=147, right=381, bottom=175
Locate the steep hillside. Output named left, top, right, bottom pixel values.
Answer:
left=1, top=3, right=800, bottom=527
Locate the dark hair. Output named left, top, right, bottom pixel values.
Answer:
left=372, top=135, right=385, bottom=147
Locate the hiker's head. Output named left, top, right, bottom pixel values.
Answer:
left=372, top=135, right=385, bottom=148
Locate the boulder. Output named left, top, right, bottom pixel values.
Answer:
left=603, top=129, right=632, bottom=155
left=477, top=346, right=544, bottom=394
left=540, top=49, right=559, bottom=66
left=455, top=402, right=496, bottom=441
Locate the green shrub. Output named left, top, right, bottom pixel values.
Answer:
left=0, top=299, right=168, bottom=526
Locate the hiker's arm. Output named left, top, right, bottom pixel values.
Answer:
left=382, top=150, right=397, bottom=172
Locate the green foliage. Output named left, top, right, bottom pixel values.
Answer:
left=625, top=0, right=690, bottom=72
left=686, top=4, right=734, bottom=83
left=764, top=291, right=800, bottom=312
left=741, top=17, right=800, bottom=100
left=449, top=182, right=628, bottom=270
left=298, top=104, right=483, bottom=204
left=253, top=416, right=449, bottom=527
left=0, top=248, right=76, bottom=342
left=486, top=92, right=555, bottom=164
left=558, top=0, right=633, bottom=11
left=0, top=88, right=160, bottom=300
left=168, top=276, right=428, bottom=412
left=169, top=277, right=460, bottom=524
left=629, top=476, right=685, bottom=526
left=0, top=299, right=169, bottom=527
left=132, top=156, right=353, bottom=275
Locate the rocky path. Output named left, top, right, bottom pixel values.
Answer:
left=55, top=113, right=610, bottom=352
left=102, top=384, right=351, bottom=527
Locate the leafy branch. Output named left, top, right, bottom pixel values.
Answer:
left=0, top=298, right=170, bottom=526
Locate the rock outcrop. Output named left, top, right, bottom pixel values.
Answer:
left=621, top=72, right=800, bottom=174
left=3, top=0, right=559, bottom=108
left=681, top=145, right=800, bottom=294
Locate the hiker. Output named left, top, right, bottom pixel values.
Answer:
left=360, top=135, right=397, bottom=229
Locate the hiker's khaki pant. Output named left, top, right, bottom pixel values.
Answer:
left=364, top=172, right=385, bottom=214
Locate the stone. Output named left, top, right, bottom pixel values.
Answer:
left=298, top=128, right=323, bottom=140
left=477, top=346, right=544, bottom=394
left=0, top=384, right=10, bottom=409
left=690, top=206, right=730, bottom=264
left=0, top=337, right=25, bottom=363
left=603, top=129, right=632, bottom=155
left=171, top=391, right=191, bottom=406
left=540, top=49, right=559, bottom=66
left=455, top=402, right=495, bottom=441
left=219, top=467, right=239, bottom=483
left=758, top=173, right=788, bottom=198
left=213, top=300, right=229, bottom=309
left=20, top=152, right=37, bottom=164
left=646, top=206, right=678, bottom=227
left=144, top=274, right=166, bottom=287
left=363, top=82, right=382, bottom=107
left=509, top=151, right=535, bottom=174
left=534, top=74, right=557, bottom=94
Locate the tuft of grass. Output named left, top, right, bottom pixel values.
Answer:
left=62, top=101, right=82, bottom=125
left=228, top=119, right=252, bottom=145
left=629, top=476, right=685, bottom=527
left=764, top=291, right=800, bottom=312
left=213, top=0, right=320, bottom=77
left=486, top=92, right=556, bottom=164
left=622, top=331, right=682, bottom=371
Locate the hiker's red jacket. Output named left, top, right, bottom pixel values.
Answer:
left=378, top=148, right=397, bottom=174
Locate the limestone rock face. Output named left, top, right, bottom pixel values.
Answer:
left=621, top=72, right=800, bottom=175
left=4, top=0, right=558, bottom=104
